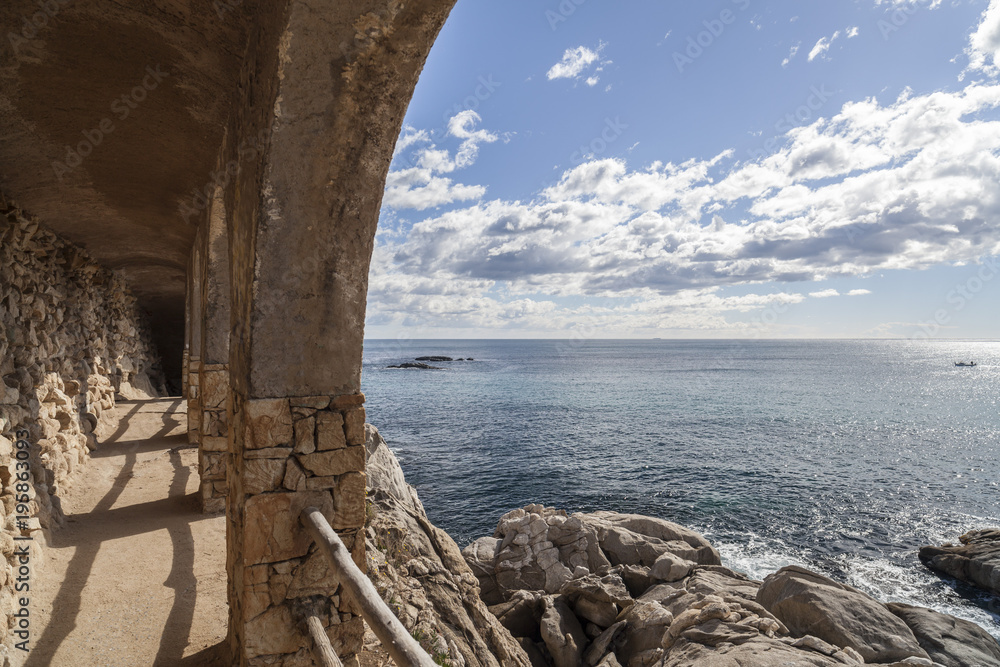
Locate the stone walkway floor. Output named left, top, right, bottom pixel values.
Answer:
left=27, top=398, right=228, bottom=666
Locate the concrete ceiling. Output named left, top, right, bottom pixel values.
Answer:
left=0, top=0, right=250, bottom=383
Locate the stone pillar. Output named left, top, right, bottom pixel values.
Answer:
left=182, top=251, right=191, bottom=399
left=199, top=186, right=232, bottom=513
left=187, top=225, right=205, bottom=446
left=223, top=1, right=457, bottom=664
left=228, top=393, right=368, bottom=662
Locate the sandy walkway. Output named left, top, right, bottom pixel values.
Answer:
left=27, top=398, right=228, bottom=666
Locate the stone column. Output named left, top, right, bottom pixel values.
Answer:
left=199, top=186, right=231, bottom=513
left=187, top=225, right=205, bottom=446
left=222, top=1, right=457, bottom=664
left=182, top=250, right=191, bottom=399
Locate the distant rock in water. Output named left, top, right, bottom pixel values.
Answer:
left=387, top=362, right=443, bottom=370
left=920, top=528, right=1000, bottom=598
left=416, top=356, right=453, bottom=362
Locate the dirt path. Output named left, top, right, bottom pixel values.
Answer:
left=27, top=398, right=228, bottom=666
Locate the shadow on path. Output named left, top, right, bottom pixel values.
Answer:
left=27, top=398, right=208, bottom=666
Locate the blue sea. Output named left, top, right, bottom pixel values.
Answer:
left=361, top=339, right=1000, bottom=637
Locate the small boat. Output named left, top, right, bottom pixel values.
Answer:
left=954, top=361, right=977, bottom=367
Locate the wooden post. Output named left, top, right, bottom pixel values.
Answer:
left=300, top=507, right=437, bottom=667
left=305, top=613, right=344, bottom=667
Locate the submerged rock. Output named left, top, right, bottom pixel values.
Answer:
left=919, top=529, right=1000, bottom=598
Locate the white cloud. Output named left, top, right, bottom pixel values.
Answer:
left=448, top=110, right=499, bottom=168
left=782, top=42, right=801, bottom=68
left=966, top=0, right=1000, bottom=77
left=547, top=43, right=609, bottom=85
left=376, top=54, right=1000, bottom=333
left=383, top=112, right=497, bottom=211
left=847, top=26, right=860, bottom=38
left=874, top=0, right=941, bottom=7
left=808, top=31, right=841, bottom=61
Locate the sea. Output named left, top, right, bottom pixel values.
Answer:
left=361, top=339, right=1000, bottom=638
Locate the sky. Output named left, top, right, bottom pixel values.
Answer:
left=366, top=0, right=1000, bottom=340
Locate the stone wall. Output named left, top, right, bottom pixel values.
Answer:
left=0, top=199, right=163, bottom=664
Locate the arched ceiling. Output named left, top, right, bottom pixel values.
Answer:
left=0, top=0, right=251, bottom=382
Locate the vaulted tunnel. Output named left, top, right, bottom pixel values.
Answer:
left=1, top=0, right=459, bottom=663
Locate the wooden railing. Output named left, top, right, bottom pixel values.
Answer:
left=299, top=507, right=438, bottom=667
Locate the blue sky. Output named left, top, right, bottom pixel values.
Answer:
left=367, top=0, right=1000, bottom=339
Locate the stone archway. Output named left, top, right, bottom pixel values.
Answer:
left=211, top=1, right=459, bottom=664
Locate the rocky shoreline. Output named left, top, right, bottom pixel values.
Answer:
left=363, top=425, right=1000, bottom=667
left=919, top=530, right=1000, bottom=600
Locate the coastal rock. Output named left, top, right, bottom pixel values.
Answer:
left=887, top=602, right=1000, bottom=667
left=617, top=600, right=673, bottom=665
left=387, top=362, right=444, bottom=370
left=662, top=636, right=847, bottom=666
left=650, top=552, right=694, bottom=582
left=539, top=595, right=587, bottom=667
left=490, top=590, right=544, bottom=639
left=363, top=425, right=531, bottom=667
left=415, top=356, right=454, bottom=362
left=580, top=511, right=721, bottom=567
left=462, top=503, right=999, bottom=667
left=582, top=620, right=626, bottom=666
left=464, top=536, right=504, bottom=605
left=919, top=529, right=1000, bottom=597
left=481, top=505, right=719, bottom=602
left=491, top=505, right=609, bottom=598
left=757, top=565, right=930, bottom=664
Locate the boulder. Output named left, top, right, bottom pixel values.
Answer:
left=581, top=512, right=721, bottom=566
left=616, top=600, right=674, bottom=666
left=685, top=566, right=762, bottom=600
left=596, top=654, right=623, bottom=667
left=619, top=565, right=656, bottom=598
left=463, top=536, right=503, bottom=606
left=583, top=620, right=626, bottom=666
left=650, top=552, right=694, bottom=582
left=560, top=570, right=633, bottom=608
left=919, top=529, right=1000, bottom=597
left=757, top=565, right=929, bottom=664
left=887, top=602, right=1000, bottom=667
left=489, top=505, right=609, bottom=599
left=662, top=636, right=846, bottom=666
left=539, top=595, right=587, bottom=667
